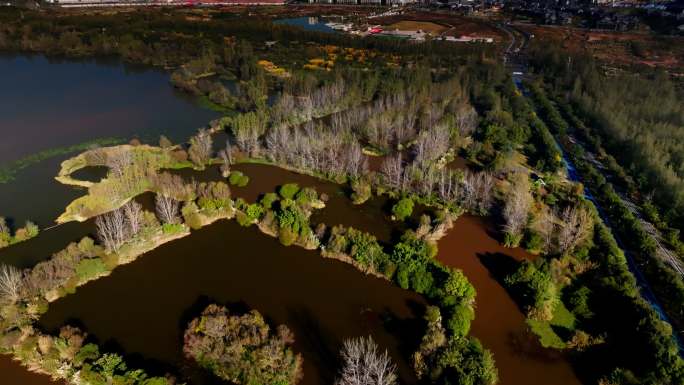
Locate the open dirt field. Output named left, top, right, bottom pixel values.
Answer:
left=517, top=23, right=684, bottom=74
left=383, top=20, right=450, bottom=34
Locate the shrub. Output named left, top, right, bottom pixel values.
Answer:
left=524, top=230, right=544, bottom=254
left=350, top=179, right=371, bottom=204
left=75, top=258, right=107, bottom=281
left=279, top=183, right=300, bottom=200
left=503, top=232, right=523, bottom=248
left=566, top=285, right=593, bottom=320
left=442, top=269, right=475, bottom=304
left=75, top=343, right=100, bottom=366
left=245, top=203, right=264, bottom=221
left=392, top=198, right=414, bottom=221
left=410, top=267, right=434, bottom=294
left=161, top=223, right=185, bottom=234
left=228, top=171, right=249, bottom=187
left=279, top=227, right=297, bottom=246
left=447, top=304, right=475, bottom=338
left=260, top=192, right=279, bottom=209
left=295, top=187, right=319, bottom=207
left=235, top=211, right=253, bottom=227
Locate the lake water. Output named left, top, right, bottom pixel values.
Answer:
left=0, top=54, right=219, bottom=226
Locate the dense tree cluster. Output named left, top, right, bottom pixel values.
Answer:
left=183, top=304, right=303, bottom=385
left=528, top=43, right=684, bottom=238
left=412, top=306, right=497, bottom=385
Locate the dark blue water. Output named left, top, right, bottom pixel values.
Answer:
left=275, top=17, right=339, bottom=34
left=0, top=54, right=219, bottom=225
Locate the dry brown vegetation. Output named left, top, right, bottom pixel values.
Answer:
left=518, top=24, right=684, bottom=75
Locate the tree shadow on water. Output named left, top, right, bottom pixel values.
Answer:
left=382, top=299, right=426, bottom=362
left=477, top=252, right=522, bottom=285
left=286, top=306, right=339, bottom=385
left=52, top=317, right=177, bottom=379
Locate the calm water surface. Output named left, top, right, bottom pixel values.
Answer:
left=39, top=219, right=425, bottom=385
left=0, top=54, right=219, bottom=226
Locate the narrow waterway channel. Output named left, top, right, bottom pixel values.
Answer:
left=437, top=215, right=582, bottom=385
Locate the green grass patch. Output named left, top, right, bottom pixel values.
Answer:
left=527, top=302, right=575, bottom=349
left=196, top=95, right=238, bottom=114
left=0, top=137, right=123, bottom=183
left=527, top=319, right=567, bottom=349
left=162, top=223, right=186, bottom=234
left=75, top=258, right=107, bottom=282
left=550, top=301, right=576, bottom=330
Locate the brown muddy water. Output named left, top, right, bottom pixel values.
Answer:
left=0, top=354, right=60, bottom=385
left=38, top=219, right=426, bottom=385
left=3, top=162, right=583, bottom=385
left=437, top=215, right=582, bottom=385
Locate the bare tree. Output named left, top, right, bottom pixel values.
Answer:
left=218, top=140, right=234, bottom=177
left=151, top=172, right=195, bottom=201
left=106, top=148, right=133, bottom=178
left=156, top=194, right=180, bottom=224
left=122, top=200, right=143, bottom=236
left=95, top=208, right=128, bottom=252
left=0, top=217, right=8, bottom=236
left=459, top=171, right=495, bottom=214
left=557, top=205, right=593, bottom=255
left=454, top=104, right=478, bottom=137
left=502, top=174, right=532, bottom=244
left=188, top=128, right=213, bottom=167
left=0, top=264, right=23, bottom=304
left=381, top=154, right=404, bottom=191
left=414, top=124, right=450, bottom=166
left=335, top=336, right=397, bottom=385
left=535, top=208, right=557, bottom=253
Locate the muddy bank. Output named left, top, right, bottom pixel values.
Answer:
left=0, top=354, right=63, bottom=385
